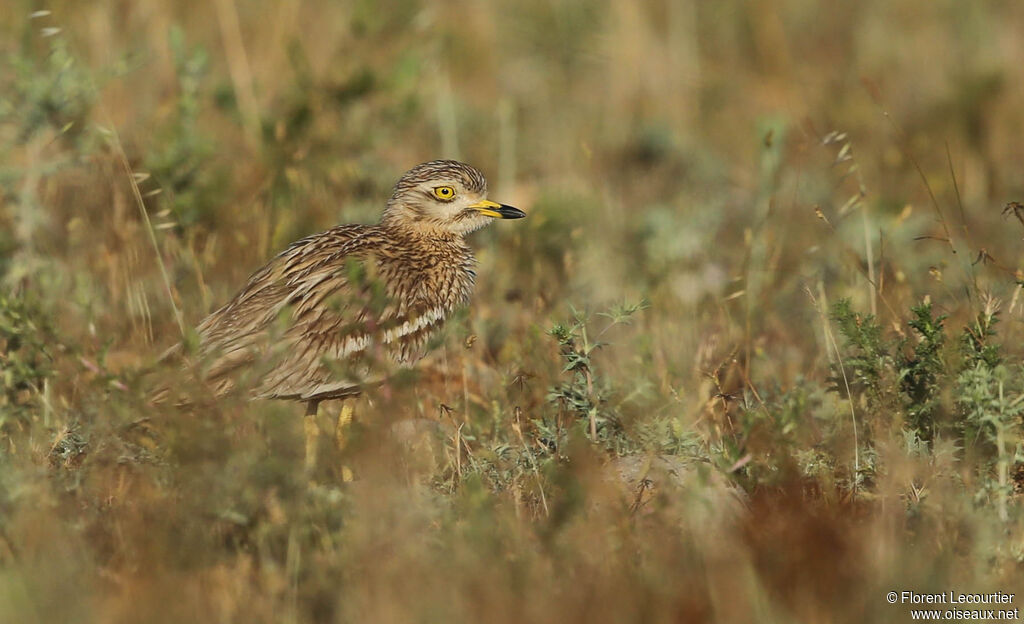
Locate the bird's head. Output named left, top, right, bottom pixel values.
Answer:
left=381, top=160, right=525, bottom=236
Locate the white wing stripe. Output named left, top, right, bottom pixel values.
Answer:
left=327, top=306, right=446, bottom=359
left=334, top=334, right=371, bottom=358
left=382, top=306, right=446, bottom=344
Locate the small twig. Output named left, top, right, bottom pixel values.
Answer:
left=110, top=130, right=187, bottom=340
left=806, top=286, right=860, bottom=496
left=862, top=209, right=877, bottom=317
left=865, top=84, right=980, bottom=302
left=213, top=0, right=261, bottom=146
left=946, top=143, right=980, bottom=299
left=512, top=407, right=549, bottom=517
left=454, top=422, right=463, bottom=482
left=579, top=322, right=599, bottom=441
left=584, top=368, right=597, bottom=441
left=814, top=205, right=900, bottom=321
left=46, top=9, right=188, bottom=341
left=996, top=380, right=1009, bottom=523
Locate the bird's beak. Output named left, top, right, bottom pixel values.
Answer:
left=468, top=199, right=526, bottom=219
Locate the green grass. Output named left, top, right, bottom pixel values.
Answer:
left=3, top=0, right=1024, bottom=622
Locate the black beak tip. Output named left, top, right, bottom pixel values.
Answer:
left=498, top=204, right=527, bottom=219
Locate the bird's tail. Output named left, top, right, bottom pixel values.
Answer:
left=146, top=344, right=206, bottom=407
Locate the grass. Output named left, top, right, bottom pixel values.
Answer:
left=3, top=0, right=1024, bottom=622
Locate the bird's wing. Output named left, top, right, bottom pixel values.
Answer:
left=194, top=225, right=447, bottom=401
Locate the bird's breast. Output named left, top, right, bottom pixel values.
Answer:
left=379, top=244, right=476, bottom=309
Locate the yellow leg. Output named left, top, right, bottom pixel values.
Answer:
left=304, top=400, right=321, bottom=474
left=335, top=402, right=354, bottom=482
left=335, top=402, right=354, bottom=450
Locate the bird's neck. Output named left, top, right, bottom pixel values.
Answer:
left=379, top=219, right=467, bottom=249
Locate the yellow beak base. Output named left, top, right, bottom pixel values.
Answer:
left=468, top=199, right=526, bottom=219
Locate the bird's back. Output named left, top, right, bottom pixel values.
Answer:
left=194, top=223, right=476, bottom=401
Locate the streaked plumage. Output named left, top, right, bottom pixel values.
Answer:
left=188, top=160, right=524, bottom=409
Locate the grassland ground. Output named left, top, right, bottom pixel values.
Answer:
left=3, top=1, right=1024, bottom=622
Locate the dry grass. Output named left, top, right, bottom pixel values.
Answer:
left=3, top=0, right=1024, bottom=622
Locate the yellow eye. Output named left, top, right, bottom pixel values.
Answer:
left=432, top=186, right=456, bottom=201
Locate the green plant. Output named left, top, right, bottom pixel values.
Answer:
left=829, top=298, right=897, bottom=416
left=0, top=292, right=55, bottom=429
left=144, top=27, right=222, bottom=228
left=545, top=301, right=646, bottom=452
left=900, top=301, right=948, bottom=440
left=830, top=299, right=950, bottom=441
left=957, top=362, right=1024, bottom=520
left=1, top=36, right=93, bottom=146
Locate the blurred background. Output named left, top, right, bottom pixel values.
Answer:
left=2, top=0, right=1024, bottom=622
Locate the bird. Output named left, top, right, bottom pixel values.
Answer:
left=175, top=160, right=525, bottom=467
